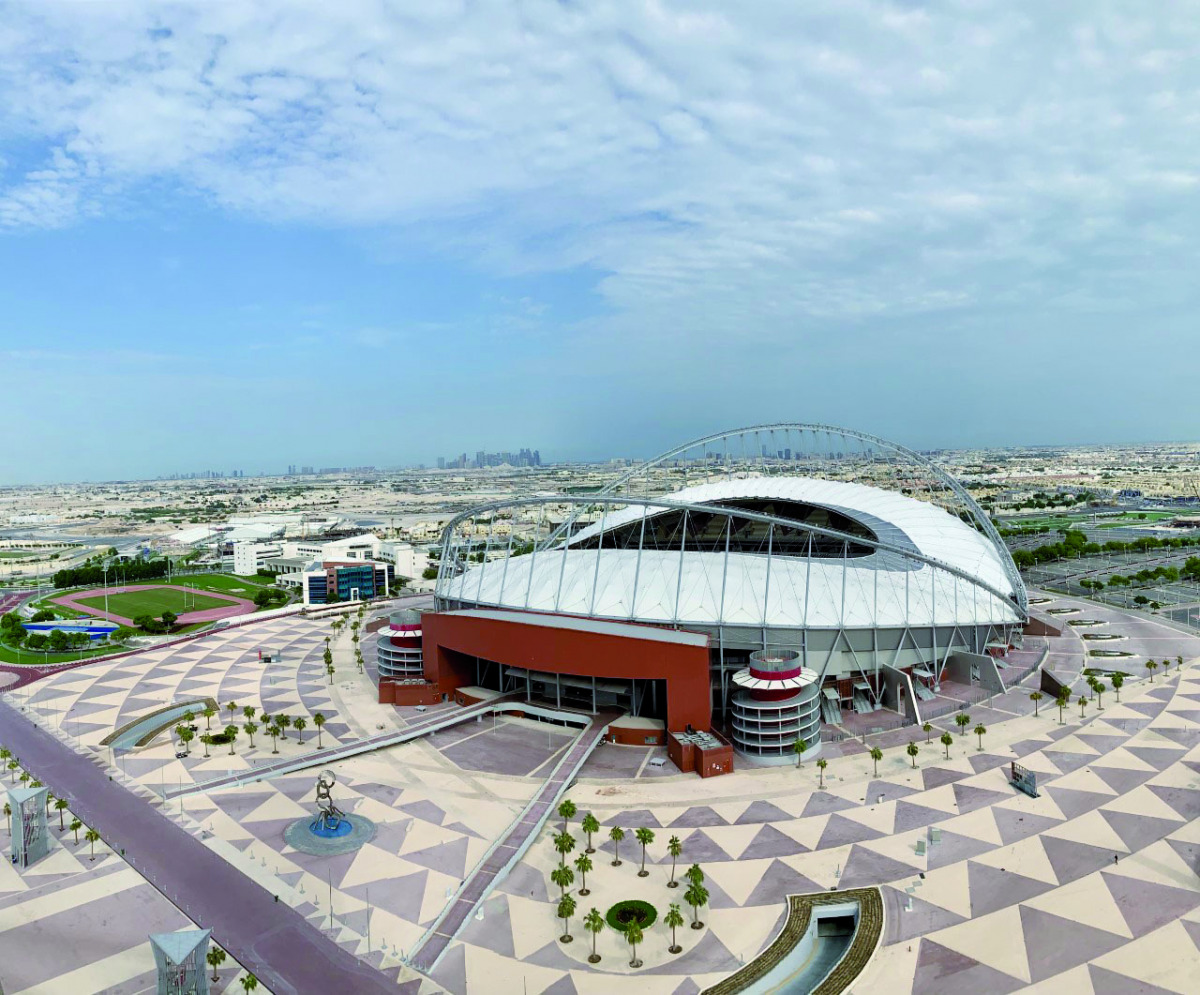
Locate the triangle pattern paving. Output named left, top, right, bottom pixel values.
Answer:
left=1101, top=870, right=1200, bottom=938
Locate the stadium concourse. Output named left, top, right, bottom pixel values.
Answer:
left=2, top=591, right=1199, bottom=992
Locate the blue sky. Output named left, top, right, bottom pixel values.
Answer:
left=2, top=1, right=1199, bottom=482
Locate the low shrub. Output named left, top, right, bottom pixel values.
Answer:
left=605, top=900, right=657, bottom=932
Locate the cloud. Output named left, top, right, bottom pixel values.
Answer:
left=1, top=0, right=1200, bottom=348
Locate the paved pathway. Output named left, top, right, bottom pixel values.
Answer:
left=410, top=709, right=620, bottom=972
left=0, top=695, right=398, bottom=995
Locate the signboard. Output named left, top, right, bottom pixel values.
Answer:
left=1010, top=762, right=1039, bottom=798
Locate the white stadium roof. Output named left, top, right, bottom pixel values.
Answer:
left=441, top=477, right=1021, bottom=630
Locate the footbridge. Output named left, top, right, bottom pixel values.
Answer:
left=408, top=708, right=621, bottom=972
left=167, top=693, right=587, bottom=798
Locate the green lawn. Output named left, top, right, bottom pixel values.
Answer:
left=73, top=587, right=236, bottom=618
left=0, top=640, right=116, bottom=666
left=171, top=573, right=276, bottom=594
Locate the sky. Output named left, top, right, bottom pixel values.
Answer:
left=1, top=1, right=1199, bottom=483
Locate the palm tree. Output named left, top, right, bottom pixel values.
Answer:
left=240, top=975, right=258, bottom=994
left=314, top=712, right=326, bottom=748
left=584, top=907, right=604, bottom=963
left=243, top=705, right=256, bottom=724
left=277, top=715, right=291, bottom=740
left=557, top=894, right=576, bottom=944
left=54, top=796, right=69, bottom=830
left=1078, top=695, right=1088, bottom=718
left=85, top=827, right=100, bottom=859
left=1057, top=691, right=1070, bottom=724
left=551, top=864, right=575, bottom=898
left=326, top=662, right=336, bottom=684
left=685, top=863, right=705, bottom=888
left=940, top=731, right=953, bottom=759
left=666, top=834, right=683, bottom=888
left=244, top=721, right=258, bottom=748
left=206, top=947, right=227, bottom=983
left=1112, top=673, right=1124, bottom=701
left=665, top=902, right=685, bottom=954
left=18, top=772, right=30, bottom=787
left=558, top=798, right=577, bottom=833
left=45, top=790, right=54, bottom=817
left=355, top=648, right=364, bottom=673
left=574, top=852, right=593, bottom=895
left=794, top=736, right=808, bottom=767
left=70, top=818, right=82, bottom=844
left=226, top=701, right=239, bottom=726
left=869, top=747, right=883, bottom=776
left=175, top=724, right=194, bottom=756
left=974, top=724, right=986, bottom=750
left=685, top=881, right=709, bottom=929
left=955, top=713, right=971, bottom=738
left=260, top=710, right=272, bottom=730
left=225, top=725, right=239, bottom=755
left=294, top=716, right=307, bottom=743
left=922, top=721, right=933, bottom=743
left=581, top=812, right=600, bottom=853
left=202, top=706, right=216, bottom=730
left=906, top=741, right=919, bottom=768
left=635, top=826, right=655, bottom=877
left=6, top=760, right=18, bottom=783
left=0, top=748, right=10, bottom=768
left=626, top=920, right=644, bottom=968
left=1030, top=691, right=1043, bottom=716
left=1094, top=680, right=1106, bottom=709
left=3, top=802, right=10, bottom=835
left=1147, top=660, right=1158, bottom=683
left=554, top=830, right=576, bottom=867
left=201, top=734, right=211, bottom=758
left=609, top=826, right=625, bottom=866
left=816, top=757, right=828, bottom=788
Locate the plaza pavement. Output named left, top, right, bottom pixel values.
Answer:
left=5, top=595, right=1200, bottom=993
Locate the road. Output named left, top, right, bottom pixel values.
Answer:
left=0, top=696, right=398, bottom=995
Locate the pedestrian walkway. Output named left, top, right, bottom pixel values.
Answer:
left=410, top=709, right=621, bottom=972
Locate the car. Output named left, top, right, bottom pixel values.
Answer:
left=174, top=751, right=188, bottom=759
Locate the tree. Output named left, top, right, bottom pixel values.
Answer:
left=3, top=802, right=9, bottom=835
left=314, top=712, right=326, bottom=747
left=1078, top=694, right=1088, bottom=718
left=906, top=741, right=919, bottom=768
left=1057, top=690, right=1070, bottom=724
left=226, top=701, right=239, bottom=725
left=574, top=852, right=593, bottom=895
left=794, top=736, right=808, bottom=767
left=1147, top=660, right=1158, bottom=683
left=243, top=705, right=257, bottom=724
left=584, top=907, right=604, bottom=963
left=685, top=881, right=709, bottom=929
left=974, top=724, right=986, bottom=750
left=160, top=610, right=178, bottom=629
left=323, top=647, right=333, bottom=670
left=557, top=894, right=577, bottom=944
left=922, top=721, right=933, bottom=743
left=635, top=826, right=655, bottom=877
left=85, top=827, right=100, bottom=858
left=206, top=947, right=227, bottom=983
left=558, top=798, right=577, bottom=833
left=816, top=757, right=828, bottom=788
left=268, top=724, right=280, bottom=754
left=1112, top=673, right=1124, bottom=701
left=202, top=706, right=216, bottom=730
left=581, top=812, right=600, bottom=853
left=1094, top=680, right=1106, bottom=709
left=940, top=731, right=953, bottom=759
left=70, top=817, right=82, bottom=844
left=869, top=747, right=883, bottom=776
left=203, top=736, right=214, bottom=761
left=294, top=716, right=308, bottom=743
left=623, top=918, right=645, bottom=968
left=240, top=975, right=259, bottom=994
left=554, top=830, right=576, bottom=867
left=551, top=864, right=575, bottom=898
left=667, top=834, right=683, bottom=888
left=1030, top=691, right=1043, bottom=717
left=225, top=725, right=239, bottom=755
left=665, top=902, right=685, bottom=954
left=277, top=715, right=291, bottom=739
left=244, top=721, right=258, bottom=748
left=685, top=863, right=705, bottom=888
left=609, top=825, right=625, bottom=866
left=175, top=724, right=194, bottom=756
left=326, top=662, right=336, bottom=684
left=955, top=713, right=971, bottom=738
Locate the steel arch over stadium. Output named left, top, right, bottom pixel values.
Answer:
left=434, top=426, right=1027, bottom=722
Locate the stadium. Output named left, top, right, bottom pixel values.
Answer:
left=385, top=424, right=1029, bottom=767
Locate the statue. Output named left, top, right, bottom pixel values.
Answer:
left=310, top=770, right=347, bottom=835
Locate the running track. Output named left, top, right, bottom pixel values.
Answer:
left=0, top=695, right=397, bottom=995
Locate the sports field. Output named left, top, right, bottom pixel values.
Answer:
left=73, top=587, right=232, bottom=618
